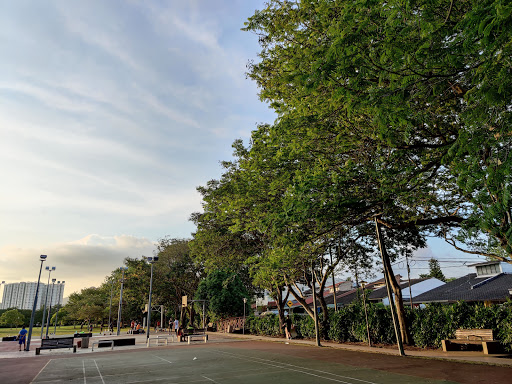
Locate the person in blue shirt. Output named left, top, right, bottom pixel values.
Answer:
left=18, top=326, right=27, bottom=351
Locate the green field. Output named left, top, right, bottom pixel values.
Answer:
left=0, top=325, right=131, bottom=338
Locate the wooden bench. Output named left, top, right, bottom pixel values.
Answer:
left=442, top=329, right=501, bottom=354
left=180, top=328, right=208, bottom=344
left=36, top=337, right=76, bottom=355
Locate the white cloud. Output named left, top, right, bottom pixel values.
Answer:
left=0, top=235, right=157, bottom=296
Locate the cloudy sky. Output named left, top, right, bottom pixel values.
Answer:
left=0, top=0, right=276, bottom=295
left=0, top=0, right=484, bottom=298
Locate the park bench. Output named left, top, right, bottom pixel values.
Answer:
left=180, top=328, right=208, bottom=344
left=91, top=337, right=136, bottom=351
left=147, top=334, right=176, bottom=347
left=36, top=337, right=76, bottom=355
left=442, top=329, right=502, bottom=354
left=2, top=336, right=17, bottom=341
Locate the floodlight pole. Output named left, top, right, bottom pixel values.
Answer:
left=108, top=277, right=114, bottom=332
left=145, top=256, right=158, bottom=341
left=45, top=278, right=56, bottom=338
left=116, top=267, right=127, bottom=336
left=26, top=255, right=47, bottom=351
left=243, top=298, right=247, bottom=335
left=40, top=266, right=55, bottom=340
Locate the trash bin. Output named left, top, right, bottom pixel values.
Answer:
left=81, top=337, right=90, bottom=349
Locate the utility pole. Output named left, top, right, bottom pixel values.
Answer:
left=311, top=262, right=321, bottom=347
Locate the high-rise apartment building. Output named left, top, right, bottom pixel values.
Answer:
left=0, top=282, right=65, bottom=310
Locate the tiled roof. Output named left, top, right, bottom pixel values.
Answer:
left=368, top=278, right=426, bottom=300
left=412, top=273, right=512, bottom=303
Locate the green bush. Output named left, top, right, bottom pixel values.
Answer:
left=245, top=299, right=512, bottom=351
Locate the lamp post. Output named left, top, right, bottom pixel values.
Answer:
left=53, top=281, right=62, bottom=335
left=0, top=281, right=5, bottom=310
left=45, top=278, right=56, bottom=338
left=243, top=298, right=247, bottom=335
left=361, top=281, right=371, bottom=347
left=40, top=266, right=56, bottom=340
left=116, top=267, right=128, bottom=336
left=26, top=255, right=47, bottom=351
left=144, top=256, right=158, bottom=341
left=108, top=277, right=114, bottom=333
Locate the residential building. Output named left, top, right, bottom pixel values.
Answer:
left=412, top=261, right=512, bottom=305
left=0, top=281, right=65, bottom=310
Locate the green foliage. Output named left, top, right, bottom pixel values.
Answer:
left=0, top=309, right=25, bottom=328
left=246, top=314, right=282, bottom=336
left=195, top=270, right=249, bottom=319
left=246, top=301, right=512, bottom=352
left=419, top=259, right=446, bottom=282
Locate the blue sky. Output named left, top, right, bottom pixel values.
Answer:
left=0, top=0, right=484, bottom=297
left=0, top=0, right=276, bottom=294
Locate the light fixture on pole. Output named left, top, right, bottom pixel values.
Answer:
left=108, top=276, right=115, bottom=333
left=243, top=298, right=247, bottom=335
left=361, top=281, right=371, bottom=347
left=144, top=256, right=159, bottom=341
left=26, top=255, right=47, bottom=351
left=116, top=267, right=128, bottom=336
left=40, top=266, right=56, bottom=340
left=53, top=281, right=62, bottom=335
left=45, top=278, right=56, bottom=338
left=0, top=281, right=5, bottom=310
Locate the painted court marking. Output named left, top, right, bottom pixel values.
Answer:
left=153, top=355, right=173, bottom=364
left=93, top=359, right=105, bottom=384
left=29, top=359, right=52, bottom=384
left=212, top=349, right=379, bottom=384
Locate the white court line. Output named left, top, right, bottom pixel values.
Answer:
left=83, top=360, right=86, bottom=384
left=94, top=360, right=106, bottom=384
left=153, top=355, right=173, bottom=364
left=213, top=349, right=379, bottom=384
left=29, top=358, right=53, bottom=384
left=202, top=376, right=218, bottom=383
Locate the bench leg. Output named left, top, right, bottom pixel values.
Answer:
left=73, top=346, right=77, bottom=353
left=483, top=341, right=502, bottom=354
left=441, top=340, right=450, bottom=352
left=36, top=348, right=40, bottom=356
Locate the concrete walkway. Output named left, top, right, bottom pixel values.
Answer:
left=1, top=331, right=511, bottom=367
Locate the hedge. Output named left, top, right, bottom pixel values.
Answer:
left=245, top=299, right=512, bottom=351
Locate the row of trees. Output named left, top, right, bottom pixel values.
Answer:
left=189, top=0, right=512, bottom=346
left=39, top=1, right=512, bottom=346
left=60, top=238, right=251, bottom=329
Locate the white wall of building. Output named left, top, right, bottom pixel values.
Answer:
left=1, top=282, right=65, bottom=310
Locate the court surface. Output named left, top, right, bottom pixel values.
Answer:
left=30, top=344, right=457, bottom=384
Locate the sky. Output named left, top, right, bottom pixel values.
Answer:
left=0, top=0, right=486, bottom=299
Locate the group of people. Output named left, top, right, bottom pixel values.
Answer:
left=128, top=318, right=180, bottom=334
left=129, top=320, right=144, bottom=334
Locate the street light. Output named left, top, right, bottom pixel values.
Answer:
left=26, top=255, right=47, bottom=351
left=108, top=276, right=115, bottom=333
left=45, top=278, right=57, bottom=338
left=40, top=266, right=56, bottom=340
left=54, top=281, right=63, bottom=335
left=0, top=281, right=5, bottom=310
left=144, top=256, right=158, bottom=341
left=243, top=298, right=247, bottom=335
left=116, top=267, right=128, bottom=336
left=361, top=281, right=371, bottom=347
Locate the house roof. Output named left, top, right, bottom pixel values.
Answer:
left=412, top=273, right=512, bottom=303
left=368, top=278, right=427, bottom=300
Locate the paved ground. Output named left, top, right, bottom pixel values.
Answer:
left=0, top=332, right=511, bottom=383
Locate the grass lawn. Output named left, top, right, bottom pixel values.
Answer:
left=0, top=325, right=131, bottom=338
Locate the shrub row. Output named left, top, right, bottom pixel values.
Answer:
left=245, top=300, right=512, bottom=351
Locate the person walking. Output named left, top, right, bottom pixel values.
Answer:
left=18, top=326, right=27, bottom=351
left=283, top=315, right=292, bottom=343
left=173, top=318, right=179, bottom=336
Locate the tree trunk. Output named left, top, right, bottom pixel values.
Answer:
left=375, top=218, right=411, bottom=345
